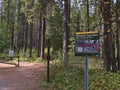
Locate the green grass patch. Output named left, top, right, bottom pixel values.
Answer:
left=41, top=56, right=120, bottom=90
left=89, top=69, right=120, bottom=90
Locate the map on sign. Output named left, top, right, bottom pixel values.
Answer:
left=75, top=31, right=100, bottom=56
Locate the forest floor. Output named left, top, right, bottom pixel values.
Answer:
left=0, top=61, right=48, bottom=90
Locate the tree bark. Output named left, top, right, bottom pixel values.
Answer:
left=116, top=0, right=120, bottom=70
left=11, top=20, right=14, bottom=49
left=29, top=0, right=34, bottom=57
left=86, top=0, right=89, bottom=31
left=7, top=0, right=14, bottom=49
left=101, top=0, right=117, bottom=72
left=37, top=15, right=42, bottom=57
left=117, top=21, right=120, bottom=70
left=29, top=22, right=33, bottom=57
left=23, top=17, right=28, bottom=53
left=63, top=0, right=70, bottom=64
left=40, top=17, right=46, bottom=59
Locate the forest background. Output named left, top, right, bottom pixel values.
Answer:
left=0, top=0, right=120, bottom=89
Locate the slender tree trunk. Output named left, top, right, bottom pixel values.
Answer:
left=40, top=17, right=46, bottom=59
left=29, top=0, right=34, bottom=57
left=116, top=0, right=120, bottom=70
left=117, top=21, right=120, bottom=70
left=76, top=13, right=80, bottom=32
left=68, top=0, right=70, bottom=46
left=101, top=0, right=111, bottom=71
left=101, top=0, right=117, bottom=72
left=7, top=0, right=10, bottom=25
left=10, top=4, right=15, bottom=49
left=110, top=30, right=117, bottom=72
left=0, top=1, right=2, bottom=22
left=11, top=20, right=14, bottom=48
left=24, top=20, right=28, bottom=53
left=86, top=0, right=89, bottom=31
left=37, top=15, right=42, bottom=57
left=7, top=0, right=13, bottom=48
left=63, top=0, right=70, bottom=64
left=16, top=0, right=21, bottom=49
left=29, top=22, right=33, bottom=57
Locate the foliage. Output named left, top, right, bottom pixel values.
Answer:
left=20, top=56, right=41, bottom=62
left=0, top=21, right=10, bottom=52
left=41, top=61, right=84, bottom=90
left=41, top=56, right=120, bottom=90
left=46, top=6, right=63, bottom=52
left=89, top=69, right=120, bottom=90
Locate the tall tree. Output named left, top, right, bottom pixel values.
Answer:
left=40, top=16, right=46, bottom=59
left=116, top=0, right=120, bottom=70
left=37, top=14, right=42, bottom=57
left=86, top=0, right=89, bottom=31
left=35, top=0, right=53, bottom=59
left=36, top=0, right=47, bottom=59
left=28, top=0, right=34, bottom=57
left=21, top=0, right=28, bottom=54
left=6, top=0, right=16, bottom=49
left=63, top=0, right=70, bottom=63
left=23, top=15, right=28, bottom=53
left=16, top=0, right=22, bottom=48
left=101, top=0, right=117, bottom=72
left=7, top=0, right=14, bottom=48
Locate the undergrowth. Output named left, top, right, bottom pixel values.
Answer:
left=41, top=56, right=120, bottom=90
left=89, top=69, right=120, bottom=90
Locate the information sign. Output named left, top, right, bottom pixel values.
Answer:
left=75, top=31, right=100, bottom=56
left=9, top=50, right=14, bottom=58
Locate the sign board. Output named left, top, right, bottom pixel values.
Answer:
left=75, top=31, right=100, bottom=56
left=9, top=50, right=14, bottom=57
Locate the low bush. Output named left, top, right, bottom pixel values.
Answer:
left=41, top=57, right=120, bottom=90
left=89, top=69, right=120, bottom=90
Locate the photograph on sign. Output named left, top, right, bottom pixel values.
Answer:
left=75, top=40, right=99, bottom=53
left=75, top=32, right=99, bottom=56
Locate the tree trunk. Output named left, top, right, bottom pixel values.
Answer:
left=110, top=30, right=117, bottom=72
left=29, top=22, right=33, bottom=57
left=86, top=0, right=89, bottom=31
left=101, top=0, right=117, bottom=72
left=0, top=1, right=3, bottom=22
left=23, top=19, right=28, bottom=53
left=7, top=0, right=13, bottom=48
left=11, top=20, right=14, bottom=49
left=40, top=17, right=46, bottom=59
left=7, top=0, right=10, bottom=25
left=76, top=13, right=80, bottom=32
left=63, top=0, right=70, bottom=64
left=16, top=0, right=22, bottom=49
left=116, top=21, right=120, bottom=70
left=29, top=0, right=34, bottom=57
left=37, top=15, right=42, bottom=57
left=116, top=0, right=120, bottom=70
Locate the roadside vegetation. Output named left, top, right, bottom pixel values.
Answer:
left=0, top=47, right=120, bottom=90
left=41, top=56, right=120, bottom=90
left=0, top=49, right=120, bottom=90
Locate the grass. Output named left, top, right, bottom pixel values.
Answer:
left=40, top=56, right=120, bottom=90
left=1, top=51, right=120, bottom=90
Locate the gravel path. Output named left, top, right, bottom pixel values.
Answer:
left=0, top=62, right=46, bottom=90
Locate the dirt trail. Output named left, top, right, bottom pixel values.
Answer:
left=0, top=62, right=46, bottom=90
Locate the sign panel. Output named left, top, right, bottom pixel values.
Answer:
left=9, top=50, right=14, bottom=57
left=75, top=31, right=100, bottom=56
